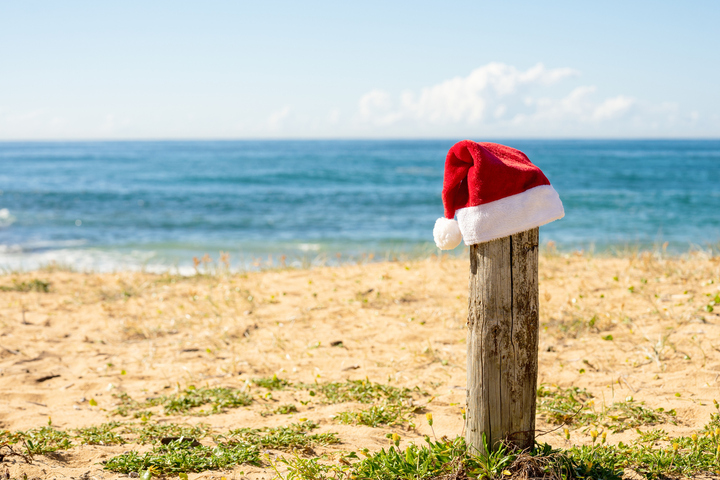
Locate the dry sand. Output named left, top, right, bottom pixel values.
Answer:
left=1, top=251, right=720, bottom=479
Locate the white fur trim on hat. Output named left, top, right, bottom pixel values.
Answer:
left=433, top=217, right=462, bottom=250
left=456, top=184, right=564, bottom=245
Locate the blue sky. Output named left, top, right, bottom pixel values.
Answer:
left=1, top=1, right=718, bottom=139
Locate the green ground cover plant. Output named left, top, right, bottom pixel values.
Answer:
left=221, top=421, right=340, bottom=451
left=3, top=427, right=73, bottom=455
left=0, top=278, right=51, bottom=292
left=74, top=422, right=126, bottom=445
left=104, top=438, right=261, bottom=475
left=0, top=422, right=213, bottom=454
left=2, top=402, right=719, bottom=478
left=105, top=421, right=339, bottom=475
left=275, top=425, right=720, bottom=480
left=122, top=422, right=213, bottom=445
left=113, top=386, right=253, bottom=416
left=254, top=374, right=293, bottom=390
left=303, top=378, right=424, bottom=404
left=334, top=404, right=418, bottom=428
left=274, top=436, right=622, bottom=480
left=274, top=404, right=299, bottom=415
left=536, top=385, right=676, bottom=432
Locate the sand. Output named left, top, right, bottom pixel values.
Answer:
left=1, top=250, right=720, bottom=479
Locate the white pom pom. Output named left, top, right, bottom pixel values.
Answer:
left=433, top=217, right=462, bottom=250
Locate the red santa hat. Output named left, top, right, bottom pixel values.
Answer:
left=433, top=140, right=564, bottom=250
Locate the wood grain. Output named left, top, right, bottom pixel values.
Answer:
left=466, top=228, right=539, bottom=453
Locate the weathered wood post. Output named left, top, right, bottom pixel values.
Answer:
left=433, top=140, right=563, bottom=455
left=465, top=227, right=539, bottom=454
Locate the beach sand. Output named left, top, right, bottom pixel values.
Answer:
left=1, top=251, right=719, bottom=479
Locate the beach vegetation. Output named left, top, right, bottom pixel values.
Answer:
left=0, top=426, right=72, bottom=455
left=221, top=420, right=340, bottom=451
left=334, top=403, right=419, bottom=428
left=274, top=403, right=299, bottom=415
left=254, top=374, right=292, bottom=390
left=104, top=438, right=261, bottom=475
left=122, top=422, right=213, bottom=445
left=273, top=436, right=624, bottom=480
left=74, top=422, right=126, bottom=445
left=273, top=421, right=720, bottom=480
left=1, top=401, right=718, bottom=479
left=302, top=378, right=424, bottom=405
left=0, top=278, right=50, bottom=292
left=537, top=385, right=676, bottom=432
left=104, top=421, right=338, bottom=475
left=112, top=386, right=253, bottom=416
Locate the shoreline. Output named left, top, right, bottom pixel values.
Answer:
left=2, top=240, right=719, bottom=276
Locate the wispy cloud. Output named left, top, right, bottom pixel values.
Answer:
left=352, top=62, right=706, bottom=136
left=358, top=63, right=581, bottom=126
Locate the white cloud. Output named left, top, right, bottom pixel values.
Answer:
left=351, top=63, right=715, bottom=137
left=358, top=89, right=403, bottom=126
left=592, top=95, right=635, bottom=121
left=357, top=62, right=580, bottom=127
left=267, top=106, right=291, bottom=130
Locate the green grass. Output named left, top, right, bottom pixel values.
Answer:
left=254, top=374, right=292, bottom=390
left=274, top=436, right=622, bottom=480
left=564, top=425, right=720, bottom=479
left=276, top=427, right=720, bottom=480
left=155, top=386, right=253, bottom=415
left=536, top=385, right=593, bottom=425
left=335, top=404, right=419, bottom=428
left=104, top=438, right=261, bottom=475
left=74, top=422, right=126, bottom=445
left=105, top=421, right=339, bottom=475
left=113, top=386, right=253, bottom=416
left=0, top=422, right=213, bottom=452
left=537, top=385, right=676, bottom=432
left=222, top=421, right=340, bottom=451
left=121, top=422, right=213, bottom=445
left=303, top=379, right=423, bottom=405
left=3, top=379, right=716, bottom=478
left=0, top=278, right=50, bottom=292
left=605, top=399, right=676, bottom=432
left=275, top=404, right=299, bottom=415
left=0, top=427, right=72, bottom=455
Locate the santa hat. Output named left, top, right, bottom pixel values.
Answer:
left=433, top=140, right=564, bottom=250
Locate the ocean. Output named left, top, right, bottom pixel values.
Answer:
left=1, top=139, right=719, bottom=273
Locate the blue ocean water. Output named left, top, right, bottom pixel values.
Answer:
left=1, top=140, right=719, bottom=272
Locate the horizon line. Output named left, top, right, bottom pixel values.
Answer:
left=1, top=136, right=720, bottom=143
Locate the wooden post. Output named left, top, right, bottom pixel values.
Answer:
left=465, top=227, right=539, bottom=454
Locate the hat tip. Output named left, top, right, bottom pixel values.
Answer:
left=433, top=218, right=462, bottom=250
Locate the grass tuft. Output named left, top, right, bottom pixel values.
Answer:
left=105, top=421, right=339, bottom=475
left=335, top=404, right=418, bottom=428
left=122, top=422, right=213, bottom=445
left=537, top=385, right=676, bottom=432
left=114, top=386, right=252, bottom=416
left=0, top=278, right=51, bottom=292
left=74, top=422, right=126, bottom=445
left=304, top=379, right=423, bottom=405
left=104, top=438, right=261, bottom=474
left=1, top=427, right=72, bottom=455
left=223, top=420, right=340, bottom=451
left=254, top=374, right=292, bottom=390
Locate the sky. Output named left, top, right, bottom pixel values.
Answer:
left=1, top=1, right=719, bottom=140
